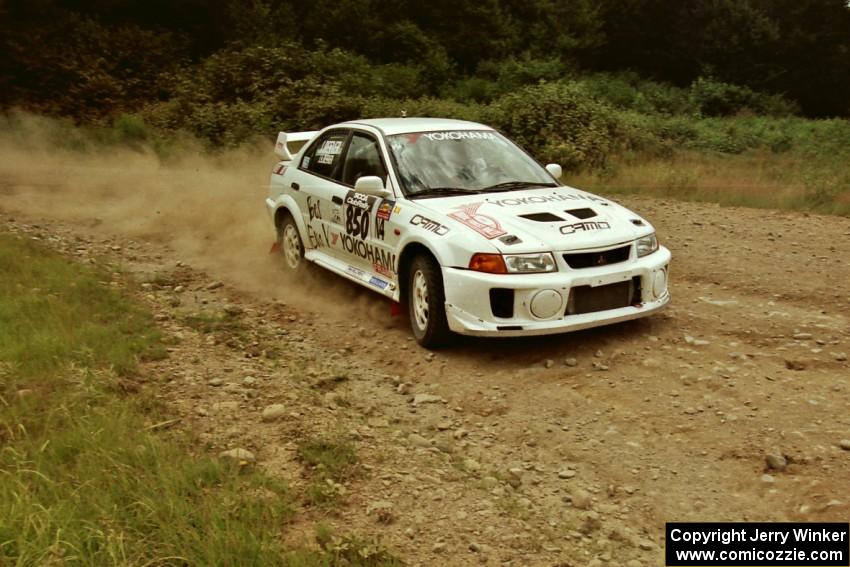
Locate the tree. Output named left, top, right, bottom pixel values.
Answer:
left=589, top=0, right=850, bottom=116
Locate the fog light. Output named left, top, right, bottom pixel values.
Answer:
left=530, top=289, right=563, bottom=319
left=652, top=269, right=667, bottom=298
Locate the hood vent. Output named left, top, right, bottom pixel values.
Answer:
left=519, top=212, right=564, bottom=222
left=565, top=208, right=597, bottom=219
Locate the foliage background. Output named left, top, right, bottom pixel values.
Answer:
left=1, top=0, right=849, bottom=213
left=4, top=0, right=849, bottom=123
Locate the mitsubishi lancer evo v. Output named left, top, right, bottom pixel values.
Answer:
left=266, top=118, right=670, bottom=348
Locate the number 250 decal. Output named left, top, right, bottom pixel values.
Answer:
left=345, top=206, right=369, bottom=239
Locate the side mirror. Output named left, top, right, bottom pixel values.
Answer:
left=545, top=163, right=563, bottom=180
left=354, top=176, right=389, bottom=197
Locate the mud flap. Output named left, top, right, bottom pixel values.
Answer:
left=269, top=241, right=281, bottom=254
left=390, top=302, right=402, bottom=317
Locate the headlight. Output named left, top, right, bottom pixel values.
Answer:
left=636, top=233, right=658, bottom=257
left=469, top=252, right=558, bottom=274
left=504, top=253, right=558, bottom=273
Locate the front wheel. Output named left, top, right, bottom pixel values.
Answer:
left=278, top=215, right=304, bottom=271
left=408, top=254, right=452, bottom=348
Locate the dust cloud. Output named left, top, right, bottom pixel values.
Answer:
left=0, top=115, right=396, bottom=326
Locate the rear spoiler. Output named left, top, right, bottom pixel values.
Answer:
left=274, top=131, right=317, bottom=161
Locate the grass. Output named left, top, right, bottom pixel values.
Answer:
left=573, top=149, right=850, bottom=216
left=297, top=438, right=358, bottom=508
left=0, top=232, right=293, bottom=564
left=0, top=235, right=165, bottom=378
left=310, top=524, right=403, bottom=567
left=297, top=439, right=358, bottom=481
left=0, top=232, right=396, bottom=566
left=281, top=525, right=403, bottom=566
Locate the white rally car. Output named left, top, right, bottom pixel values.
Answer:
left=266, top=118, right=670, bottom=347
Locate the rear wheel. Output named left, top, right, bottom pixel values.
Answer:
left=408, top=254, right=452, bottom=348
left=278, top=214, right=304, bottom=271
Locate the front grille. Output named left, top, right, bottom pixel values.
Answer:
left=566, top=278, right=639, bottom=315
left=563, top=245, right=631, bottom=269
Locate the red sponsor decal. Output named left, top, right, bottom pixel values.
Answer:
left=374, top=263, right=394, bottom=278
left=447, top=202, right=506, bottom=239
left=331, top=232, right=339, bottom=245
left=376, top=200, right=394, bottom=221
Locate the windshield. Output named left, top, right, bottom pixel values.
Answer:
left=386, top=130, right=556, bottom=197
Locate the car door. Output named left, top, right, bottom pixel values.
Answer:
left=293, top=129, right=351, bottom=255
left=331, top=130, right=400, bottom=288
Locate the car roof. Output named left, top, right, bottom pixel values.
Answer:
left=338, top=117, right=492, bottom=136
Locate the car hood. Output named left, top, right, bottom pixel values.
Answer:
left=414, top=186, right=653, bottom=253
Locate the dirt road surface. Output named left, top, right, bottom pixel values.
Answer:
left=2, top=141, right=849, bottom=566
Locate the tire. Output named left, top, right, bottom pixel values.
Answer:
left=277, top=214, right=304, bottom=271
left=407, top=254, right=452, bottom=348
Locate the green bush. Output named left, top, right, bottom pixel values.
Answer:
left=110, top=114, right=149, bottom=143
left=485, top=56, right=568, bottom=91
left=137, top=43, right=436, bottom=145
left=281, top=81, right=366, bottom=131
left=160, top=100, right=273, bottom=147
left=177, top=44, right=308, bottom=105
left=3, top=13, right=183, bottom=120
left=368, top=63, right=428, bottom=99
left=575, top=72, right=695, bottom=116
left=361, top=96, right=487, bottom=123
left=488, top=83, right=625, bottom=171
left=442, top=56, right=568, bottom=103
left=793, top=118, right=850, bottom=156
left=440, top=77, right=501, bottom=103
left=689, top=77, right=798, bottom=117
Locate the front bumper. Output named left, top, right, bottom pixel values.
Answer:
left=442, top=246, right=671, bottom=337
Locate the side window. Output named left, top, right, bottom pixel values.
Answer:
left=301, top=131, right=349, bottom=180
left=341, top=133, right=388, bottom=187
